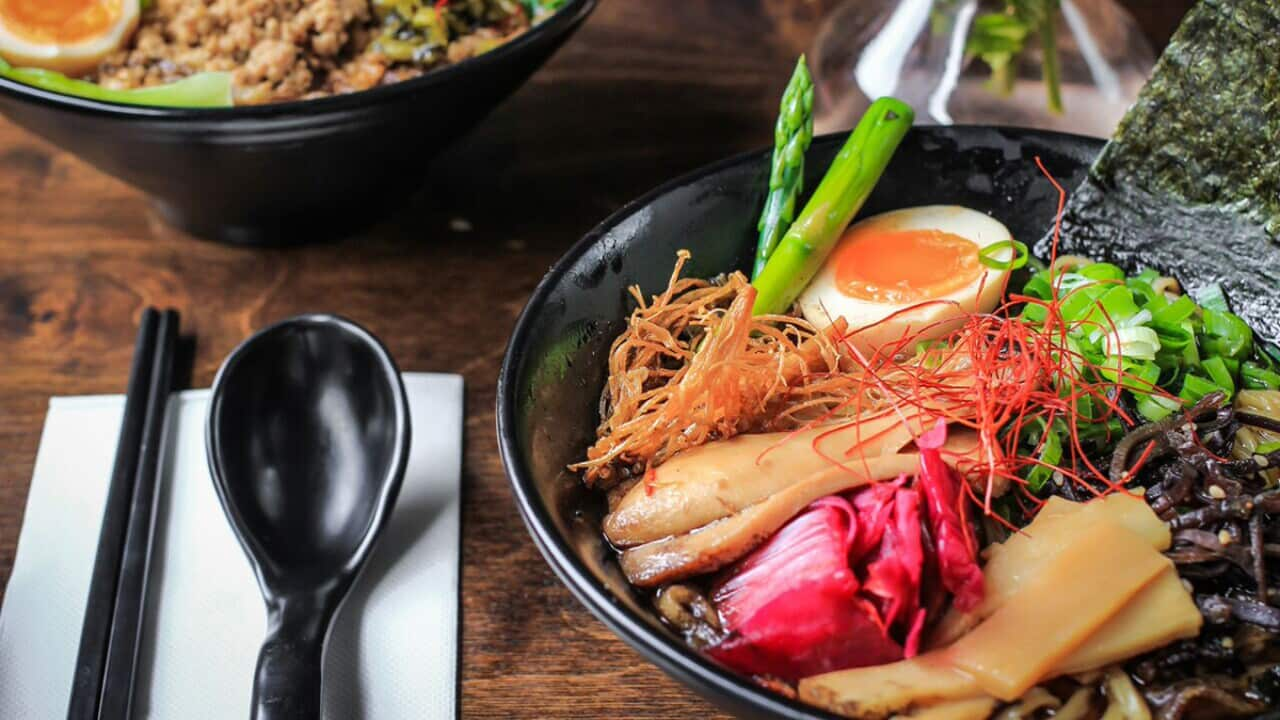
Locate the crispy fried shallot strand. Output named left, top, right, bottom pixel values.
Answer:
left=571, top=251, right=852, bottom=486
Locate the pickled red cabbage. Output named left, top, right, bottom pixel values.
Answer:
left=706, top=422, right=984, bottom=681
left=710, top=496, right=902, bottom=680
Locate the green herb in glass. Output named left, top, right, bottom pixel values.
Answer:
left=944, top=0, right=1064, bottom=114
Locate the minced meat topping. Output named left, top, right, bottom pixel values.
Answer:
left=91, top=0, right=541, bottom=105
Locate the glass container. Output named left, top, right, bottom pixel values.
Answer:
left=810, top=0, right=1155, bottom=137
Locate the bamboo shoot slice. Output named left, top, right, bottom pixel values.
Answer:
left=799, top=654, right=981, bottom=719
left=929, top=494, right=1169, bottom=648
left=1033, top=495, right=1170, bottom=547
left=802, top=500, right=1197, bottom=717
left=895, top=696, right=997, bottom=720
left=944, top=523, right=1169, bottom=701
left=1056, top=567, right=1202, bottom=675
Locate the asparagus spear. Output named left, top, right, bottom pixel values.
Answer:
left=753, top=56, right=815, bottom=279
left=751, top=97, right=915, bottom=316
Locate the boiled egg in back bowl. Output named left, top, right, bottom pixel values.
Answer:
left=0, top=0, right=139, bottom=76
left=797, top=205, right=1017, bottom=355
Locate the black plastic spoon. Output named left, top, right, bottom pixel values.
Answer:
left=207, top=314, right=410, bottom=720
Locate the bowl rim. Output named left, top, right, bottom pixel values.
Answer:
left=496, top=125, right=1107, bottom=718
left=0, top=0, right=596, bottom=121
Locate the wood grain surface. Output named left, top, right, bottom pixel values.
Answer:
left=0, top=1, right=1192, bottom=717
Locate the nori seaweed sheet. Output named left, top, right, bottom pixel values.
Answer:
left=1036, top=0, right=1280, bottom=343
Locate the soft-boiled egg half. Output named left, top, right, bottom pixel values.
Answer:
left=797, top=205, right=1016, bottom=355
left=0, top=0, right=139, bottom=76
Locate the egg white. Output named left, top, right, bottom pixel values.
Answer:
left=0, top=0, right=139, bottom=76
left=797, top=205, right=1016, bottom=355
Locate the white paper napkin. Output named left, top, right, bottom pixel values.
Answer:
left=0, top=373, right=463, bottom=720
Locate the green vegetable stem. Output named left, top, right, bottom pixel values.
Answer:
left=0, top=58, right=232, bottom=108
left=751, top=97, right=914, bottom=316
left=753, top=55, right=814, bottom=279
left=1037, top=0, right=1063, bottom=114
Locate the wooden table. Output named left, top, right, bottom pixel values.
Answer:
left=0, top=1, right=1193, bottom=717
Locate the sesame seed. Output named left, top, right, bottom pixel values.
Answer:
left=1182, top=579, right=1194, bottom=593
left=1218, top=529, right=1234, bottom=545
left=449, top=217, right=473, bottom=232
left=1222, top=637, right=1235, bottom=649
left=1254, top=454, right=1270, bottom=468
left=1209, top=485, right=1227, bottom=500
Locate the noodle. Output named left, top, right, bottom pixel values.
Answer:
left=1234, top=390, right=1280, bottom=484
left=1050, top=255, right=1094, bottom=273
left=1101, top=667, right=1151, bottom=720
left=1150, top=276, right=1181, bottom=298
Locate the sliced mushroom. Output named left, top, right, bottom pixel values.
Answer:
left=604, top=411, right=931, bottom=547
left=619, top=453, right=922, bottom=586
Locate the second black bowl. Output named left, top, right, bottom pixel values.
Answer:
left=0, top=0, right=595, bottom=245
left=498, top=126, right=1103, bottom=718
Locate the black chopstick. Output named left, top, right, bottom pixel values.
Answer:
left=67, top=308, right=160, bottom=720
left=98, top=309, right=179, bottom=720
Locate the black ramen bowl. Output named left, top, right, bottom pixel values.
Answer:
left=498, top=126, right=1106, bottom=718
left=0, top=0, right=595, bottom=245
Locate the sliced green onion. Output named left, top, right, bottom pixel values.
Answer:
left=1082, top=286, right=1142, bottom=334
left=1015, top=256, right=1270, bottom=466
left=1254, top=344, right=1280, bottom=371
left=1022, top=271, right=1053, bottom=301
left=1072, top=392, right=1096, bottom=422
left=1098, top=356, right=1160, bottom=392
left=1263, top=342, right=1280, bottom=368
left=1133, top=268, right=1160, bottom=285
left=1242, top=361, right=1280, bottom=390
left=1222, top=356, right=1241, bottom=376
left=915, top=339, right=951, bottom=369
left=1194, top=283, right=1230, bottom=312
left=1023, top=418, right=1063, bottom=493
left=1137, top=393, right=1180, bottom=422
left=1076, top=417, right=1124, bottom=448
left=1201, top=309, right=1254, bottom=360
left=1180, top=373, right=1225, bottom=403
left=1151, top=321, right=1193, bottom=353
left=1150, top=295, right=1197, bottom=325
left=1201, top=356, right=1236, bottom=397
left=1077, top=262, right=1124, bottom=282
left=1021, top=303, right=1048, bottom=324
left=1106, top=326, right=1161, bottom=362
left=1128, top=280, right=1161, bottom=308
left=1180, top=319, right=1201, bottom=367
left=1056, top=272, right=1097, bottom=296
left=1058, top=283, right=1100, bottom=324
left=978, top=239, right=1029, bottom=271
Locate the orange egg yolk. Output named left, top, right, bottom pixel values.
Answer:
left=832, top=226, right=983, bottom=304
left=0, top=0, right=121, bottom=44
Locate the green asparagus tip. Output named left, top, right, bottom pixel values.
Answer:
left=753, top=55, right=815, bottom=280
